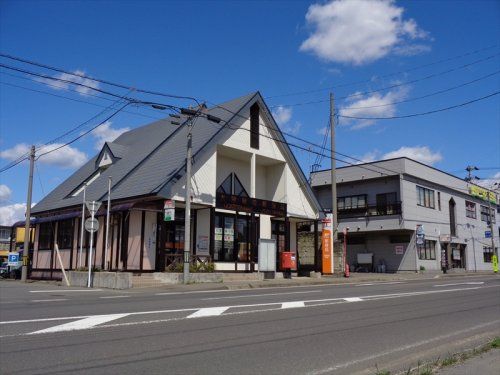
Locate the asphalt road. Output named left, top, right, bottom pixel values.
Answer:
left=1, top=275, right=499, bottom=374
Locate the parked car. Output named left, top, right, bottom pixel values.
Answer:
left=0, top=261, right=21, bottom=279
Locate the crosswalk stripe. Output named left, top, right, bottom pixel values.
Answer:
left=29, top=314, right=129, bottom=334
left=282, top=301, right=305, bottom=309
left=187, top=307, right=229, bottom=318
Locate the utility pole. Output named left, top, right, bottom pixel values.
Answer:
left=21, top=145, right=35, bottom=282
left=179, top=107, right=221, bottom=284
left=330, top=93, right=337, bottom=241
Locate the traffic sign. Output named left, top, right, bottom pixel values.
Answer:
left=85, top=201, right=102, bottom=215
left=8, top=252, right=19, bottom=266
left=485, top=231, right=492, bottom=238
left=85, top=218, right=99, bottom=233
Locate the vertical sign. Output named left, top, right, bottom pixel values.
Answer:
left=322, top=214, right=333, bottom=274
left=164, top=200, right=175, bottom=221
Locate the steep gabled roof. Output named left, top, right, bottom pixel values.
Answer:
left=32, top=92, right=321, bottom=217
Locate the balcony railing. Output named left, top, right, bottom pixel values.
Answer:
left=338, top=202, right=402, bottom=219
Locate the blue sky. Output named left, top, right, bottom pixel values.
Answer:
left=1, top=0, right=499, bottom=224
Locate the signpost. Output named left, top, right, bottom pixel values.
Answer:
left=322, top=214, right=333, bottom=274
left=8, top=252, right=19, bottom=266
left=85, top=200, right=101, bottom=288
left=485, top=230, right=492, bottom=239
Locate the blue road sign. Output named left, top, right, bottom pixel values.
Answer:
left=8, top=252, right=19, bottom=266
left=485, top=231, right=492, bottom=238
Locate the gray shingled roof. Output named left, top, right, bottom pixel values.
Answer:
left=31, top=92, right=321, bottom=217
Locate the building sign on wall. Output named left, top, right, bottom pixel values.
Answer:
left=469, top=185, right=497, bottom=204
left=196, top=235, right=209, bottom=256
left=164, top=200, right=175, bottom=221
left=452, top=249, right=461, bottom=261
left=395, top=245, right=404, bottom=255
left=322, top=214, right=334, bottom=274
left=216, top=193, right=286, bottom=217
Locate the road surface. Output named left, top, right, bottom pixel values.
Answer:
left=1, top=275, right=499, bottom=374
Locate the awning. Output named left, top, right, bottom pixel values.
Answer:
left=13, top=202, right=135, bottom=226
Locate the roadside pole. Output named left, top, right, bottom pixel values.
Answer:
left=330, top=93, right=337, bottom=242
left=487, top=194, right=497, bottom=272
left=183, top=117, right=193, bottom=284
left=86, top=201, right=101, bottom=287
left=21, top=145, right=35, bottom=282
left=79, top=183, right=87, bottom=269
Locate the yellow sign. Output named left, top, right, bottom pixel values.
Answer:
left=493, top=254, right=498, bottom=273
left=15, top=227, right=34, bottom=243
left=469, top=185, right=497, bottom=204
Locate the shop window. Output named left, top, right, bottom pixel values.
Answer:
left=418, top=240, right=436, bottom=260
left=38, top=222, right=54, bottom=250
left=216, top=173, right=249, bottom=197
left=250, top=103, right=259, bottom=149
left=57, top=219, right=73, bottom=249
left=483, top=247, right=496, bottom=263
left=417, top=186, right=435, bottom=209
left=465, top=201, right=476, bottom=219
left=480, top=205, right=496, bottom=223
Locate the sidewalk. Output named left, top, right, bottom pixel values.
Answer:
left=435, top=348, right=499, bottom=375
left=131, top=270, right=497, bottom=291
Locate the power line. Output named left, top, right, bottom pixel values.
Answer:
left=265, top=44, right=499, bottom=99
left=338, top=91, right=500, bottom=120
left=272, top=52, right=500, bottom=108
left=0, top=52, right=200, bottom=105
left=0, top=81, right=164, bottom=121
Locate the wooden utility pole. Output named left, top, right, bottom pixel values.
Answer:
left=21, top=145, right=35, bottom=282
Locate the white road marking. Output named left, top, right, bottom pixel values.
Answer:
left=433, top=282, right=484, bottom=287
left=282, top=301, right=305, bottom=309
left=355, top=281, right=405, bottom=287
left=29, top=289, right=103, bottom=293
left=99, top=295, right=131, bottom=299
left=187, top=307, right=229, bottom=318
left=343, top=297, right=363, bottom=302
left=203, top=290, right=320, bottom=300
left=29, top=314, right=129, bottom=334
left=307, top=320, right=500, bottom=375
left=31, top=299, right=68, bottom=303
left=1, top=285, right=497, bottom=336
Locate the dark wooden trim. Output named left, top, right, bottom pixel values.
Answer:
left=69, top=219, right=75, bottom=270
left=116, top=213, right=121, bottom=269
left=110, top=215, right=115, bottom=270
left=101, top=217, right=107, bottom=270
left=140, top=210, right=145, bottom=271
left=285, top=216, right=290, bottom=251
left=192, top=208, right=197, bottom=255
left=209, top=207, right=215, bottom=259
left=121, top=212, right=129, bottom=270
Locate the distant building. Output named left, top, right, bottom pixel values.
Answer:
left=24, top=92, right=321, bottom=279
left=0, top=225, right=12, bottom=262
left=311, top=158, right=499, bottom=273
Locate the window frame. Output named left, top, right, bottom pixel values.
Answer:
left=416, top=186, right=435, bottom=209
left=38, top=222, right=54, bottom=250
left=480, top=205, right=496, bottom=223
left=465, top=201, right=476, bottom=219
left=418, top=240, right=436, bottom=260
left=337, top=194, right=368, bottom=210
left=483, top=247, right=496, bottom=263
left=250, top=103, right=260, bottom=149
left=56, top=219, right=74, bottom=250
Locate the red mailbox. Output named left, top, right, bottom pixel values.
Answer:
left=280, top=252, right=297, bottom=270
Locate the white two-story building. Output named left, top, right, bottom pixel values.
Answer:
left=311, top=158, right=498, bottom=273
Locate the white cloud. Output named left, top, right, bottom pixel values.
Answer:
left=357, top=146, right=442, bottom=166
left=0, top=143, right=87, bottom=169
left=92, top=121, right=130, bottom=150
left=0, top=203, right=27, bottom=226
left=283, top=121, right=302, bottom=136
left=383, top=146, right=442, bottom=165
left=300, top=0, right=430, bottom=65
left=316, top=126, right=329, bottom=136
left=36, top=70, right=100, bottom=96
left=339, top=86, right=409, bottom=129
left=0, top=184, right=12, bottom=203
left=272, top=106, right=293, bottom=126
